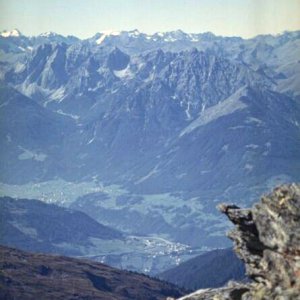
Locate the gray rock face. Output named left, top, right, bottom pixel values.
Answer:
left=178, top=183, right=300, bottom=299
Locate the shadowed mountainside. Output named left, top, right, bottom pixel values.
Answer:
left=0, top=196, right=123, bottom=256
left=158, top=248, right=246, bottom=290
left=0, top=245, right=186, bottom=300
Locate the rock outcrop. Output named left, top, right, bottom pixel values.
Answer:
left=178, top=183, right=300, bottom=300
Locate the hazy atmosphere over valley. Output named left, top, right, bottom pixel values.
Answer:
left=0, top=1, right=300, bottom=299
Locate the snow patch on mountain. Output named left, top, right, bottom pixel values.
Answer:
left=0, top=29, right=21, bottom=38
left=128, top=29, right=140, bottom=37
left=113, top=66, right=134, bottom=79
left=96, top=30, right=121, bottom=44
left=87, top=127, right=97, bottom=145
left=221, top=144, right=229, bottom=152
left=6, top=134, right=12, bottom=143
left=14, top=63, right=26, bottom=73
left=0, top=101, right=10, bottom=108
left=18, top=146, right=47, bottom=162
left=245, top=117, right=263, bottom=125
left=244, top=163, right=254, bottom=171
left=10, top=221, right=38, bottom=238
left=96, top=35, right=107, bottom=45
left=49, top=86, right=65, bottom=101
left=246, top=144, right=259, bottom=149
left=135, top=165, right=159, bottom=184
left=56, top=110, right=80, bottom=120
left=39, top=32, right=58, bottom=37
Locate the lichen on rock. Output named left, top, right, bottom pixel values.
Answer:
left=178, top=183, right=300, bottom=300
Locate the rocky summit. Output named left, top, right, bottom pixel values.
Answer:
left=177, top=183, right=300, bottom=300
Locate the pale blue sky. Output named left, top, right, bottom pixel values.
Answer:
left=0, top=0, right=300, bottom=38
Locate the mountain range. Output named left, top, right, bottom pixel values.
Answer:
left=0, top=28, right=299, bottom=267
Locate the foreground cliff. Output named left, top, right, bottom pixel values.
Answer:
left=178, top=183, right=300, bottom=300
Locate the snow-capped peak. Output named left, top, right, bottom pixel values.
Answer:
left=39, top=31, right=59, bottom=37
left=128, top=29, right=140, bottom=37
left=99, top=30, right=121, bottom=36
left=0, top=29, right=22, bottom=38
left=96, top=30, right=121, bottom=44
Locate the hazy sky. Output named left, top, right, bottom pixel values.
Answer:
left=0, top=0, right=300, bottom=38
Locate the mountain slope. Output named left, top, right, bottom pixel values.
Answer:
left=158, top=248, right=246, bottom=290
left=0, top=84, right=76, bottom=184
left=68, top=85, right=300, bottom=248
left=0, top=196, right=123, bottom=256
left=0, top=196, right=199, bottom=274
left=132, top=86, right=300, bottom=196
left=0, top=245, right=185, bottom=300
